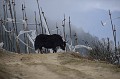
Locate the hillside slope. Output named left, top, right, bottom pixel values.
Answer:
left=0, top=49, right=120, bottom=79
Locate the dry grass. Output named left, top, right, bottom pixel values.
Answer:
left=58, top=52, right=120, bottom=72
left=40, top=63, right=88, bottom=79
left=0, top=49, right=120, bottom=79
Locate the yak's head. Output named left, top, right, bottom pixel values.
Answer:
left=60, top=41, right=66, bottom=50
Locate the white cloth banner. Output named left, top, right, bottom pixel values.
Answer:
left=17, top=30, right=33, bottom=37
left=17, top=37, right=34, bottom=49
left=66, top=43, right=92, bottom=52
left=27, top=34, right=34, bottom=47
left=30, top=30, right=36, bottom=40
left=73, top=45, right=92, bottom=51
left=2, top=23, right=14, bottom=33
left=17, top=30, right=36, bottom=49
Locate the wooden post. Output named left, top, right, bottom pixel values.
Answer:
left=38, top=21, right=43, bottom=34
left=34, top=11, right=38, bottom=35
left=22, top=4, right=27, bottom=53
left=118, top=41, right=120, bottom=55
left=36, top=0, right=43, bottom=34
left=12, top=0, right=20, bottom=53
left=113, top=25, right=117, bottom=52
left=109, top=10, right=117, bottom=56
left=0, top=19, right=3, bottom=42
left=118, top=42, right=120, bottom=49
left=41, top=8, right=51, bottom=34
left=5, top=1, right=11, bottom=51
left=107, top=37, right=110, bottom=52
left=69, top=16, right=72, bottom=40
left=56, top=22, right=58, bottom=34
left=69, top=16, right=72, bottom=46
left=3, top=1, right=7, bottom=49
left=62, top=14, right=66, bottom=41
left=8, top=27, right=13, bottom=51
left=3, top=1, right=11, bottom=51
left=24, top=2, right=30, bottom=53
left=74, top=33, right=78, bottom=45
left=8, top=0, right=16, bottom=52
left=1, top=19, right=4, bottom=43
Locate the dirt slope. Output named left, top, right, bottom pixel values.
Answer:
left=0, top=49, right=120, bottom=79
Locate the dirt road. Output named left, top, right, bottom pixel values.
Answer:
left=0, top=50, right=120, bottom=79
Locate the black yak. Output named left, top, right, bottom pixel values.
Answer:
left=34, top=34, right=66, bottom=53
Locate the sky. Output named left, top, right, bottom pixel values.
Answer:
left=0, top=0, right=120, bottom=42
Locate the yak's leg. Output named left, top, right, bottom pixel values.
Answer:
left=40, top=49, right=43, bottom=54
left=53, top=48, right=57, bottom=53
left=39, top=47, right=43, bottom=54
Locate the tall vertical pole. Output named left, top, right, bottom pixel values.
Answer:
left=3, top=1, right=7, bottom=49
left=5, top=0, right=11, bottom=51
left=24, top=2, right=30, bottom=53
left=69, top=16, right=72, bottom=47
left=118, top=41, right=120, bottom=55
left=74, top=33, right=78, bottom=45
left=107, top=37, right=110, bottom=52
left=107, top=37, right=111, bottom=61
left=41, top=8, right=50, bottom=34
left=56, top=22, right=58, bottom=34
left=109, top=10, right=117, bottom=56
left=0, top=19, right=3, bottom=43
left=12, top=0, right=20, bottom=53
left=36, top=0, right=43, bottom=34
left=34, top=11, right=38, bottom=35
left=22, top=4, right=27, bottom=53
left=118, top=42, right=120, bottom=49
left=113, top=25, right=117, bottom=53
left=8, top=0, right=16, bottom=52
left=62, top=14, right=66, bottom=41
left=69, top=16, right=72, bottom=40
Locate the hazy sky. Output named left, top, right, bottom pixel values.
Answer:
left=0, top=0, right=120, bottom=42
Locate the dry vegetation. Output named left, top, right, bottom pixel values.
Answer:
left=0, top=49, right=120, bottom=79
